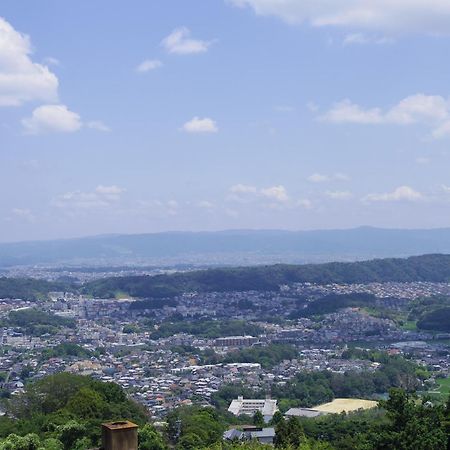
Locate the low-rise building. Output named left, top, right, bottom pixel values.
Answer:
left=228, top=396, right=278, bottom=422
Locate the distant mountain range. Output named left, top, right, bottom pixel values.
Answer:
left=3, top=227, right=450, bottom=267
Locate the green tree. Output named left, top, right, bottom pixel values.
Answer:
left=269, top=411, right=284, bottom=427
left=252, top=411, right=265, bottom=427
left=39, top=439, right=63, bottom=450
left=375, top=389, right=446, bottom=450
left=57, top=421, right=86, bottom=450
left=166, top=407, right=224, bottom=448
left=177, top=433, right=202, bottom=450
left=0, top=433, right=40, bottom=450
left=71, top=438, right=91, bottom=450
left=65, top=388, right=106, bottom=419
left=275, top=417, right=305, bottom=449
left=138, top=424, right=167, bottom=450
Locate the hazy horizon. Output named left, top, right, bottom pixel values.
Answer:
left=4, top=224, right=450, bottom=245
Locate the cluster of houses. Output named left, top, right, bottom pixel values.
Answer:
left=1, top=280, right=450, bottom=421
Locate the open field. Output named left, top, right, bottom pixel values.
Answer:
left=400, top=320, right=417, bottom=331
left=427, top=378, right=450, bottom=399
left=436, top=378, right=450, bottom=395
left=314, top=398, right=378, bottom=414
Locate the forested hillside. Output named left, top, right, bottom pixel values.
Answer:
left=83, top=254, right=450, bottom=298
left=3, top=254, right=450, bottom=303
left=0, top=278, right=67, bottom=300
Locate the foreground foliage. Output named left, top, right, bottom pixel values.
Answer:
left=2, top=375, right=450, bottom=449
left=0, top=373, right=147, bottom=449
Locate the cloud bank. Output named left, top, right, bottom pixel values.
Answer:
left=228, top=0, right=450, bottom=35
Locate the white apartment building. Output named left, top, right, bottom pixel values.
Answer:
left=228, top=396, right=278, bottom=422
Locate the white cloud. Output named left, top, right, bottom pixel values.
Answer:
left=95, top=185, right=124, bottom=195
left=53, top=185, right=125, bottom=210
left=326, top=190, right=353, bottom=200
left=22, top=104, right=82, bottom=134
left=87, top=120, right=111, bottom=132
left=228, top=184, right=258, bottom=202
left=198, top=200, right=215, bottom=209
left=43, top=57, right=60, bottom=66
left=364, top=185, right=424, bottom=202
left=12, top=208, right=35, bottom=222
left=53, top=192, right=108, bottom=209
left=162, top=27, right=213, bottom=54
left=227, top=0, right=450, bottom=35
left=386, top=94, right=449, bottom=124
left=22, top=106, right=109, bottom=135
left=0, top=17, right=59, bottom=106
left=229, top=184, right=290, bottom=205
left=260, top=185, right=289, bottom=203
left=182, top=116, right=218, bottom=133
left=321, top=99, right=384, bottom=124
left=432, top=120, right=450, bottom=139
left=135, top=199, right=180, bottom=218
left=308, top=173, right=329, bottom=183
left=307, top=173, right=349, bottom=183
left=321, top=94, right=450, bottom=138
left=343, top=33, right=393, bottom=45
left=95, top=185, right=125, bottom=200
left=136, top=59, right=163, bottom=73
left=229, top=184, right=258, bottom=194
left=334, top=172, right=350, bottom=181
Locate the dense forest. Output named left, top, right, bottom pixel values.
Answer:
left=0, top=308, right=75, bottom=336
left=149, top=319, right=263, bottom=340
left=290, top=293, right=378, bottom=318
left=0, top=278, right=66, bottom=301
left=406, top=296, right=450, bottom=332
left=418, top=307, right=450, bottom=332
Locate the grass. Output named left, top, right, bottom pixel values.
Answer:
left=400, top=320, right=417, bottom=331
left=313, top=398, right=378, bottom=414
left=427, top=377, right=450, bottom=400
left=361, top=307, right=409, bottom=327
left=437, top=377, right=450, bottom=395
left=360, top=306, right=420, bottom=332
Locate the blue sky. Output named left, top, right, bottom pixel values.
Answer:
left=2, top=0, right=450, bottom=242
